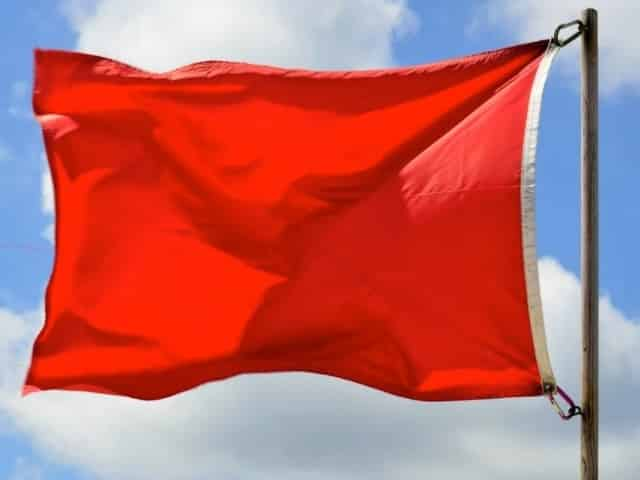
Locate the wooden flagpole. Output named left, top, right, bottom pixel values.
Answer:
left=580, top=7, right=598, bottom=480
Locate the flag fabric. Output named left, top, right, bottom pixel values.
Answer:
left=26, top=40, right=558, bottom=401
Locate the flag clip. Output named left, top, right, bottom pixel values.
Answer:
left=552, top=19, right=585, bottom=47
left=547, top=385, right=583, bottom=420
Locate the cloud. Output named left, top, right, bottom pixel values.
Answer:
left=41, top=168, right=53, bottom=215
left=475, top=1, right=640, bottom=94
left=2, top=259, right=639, bottom=479
left=0, top=309, right=33, bottom=391
left=60, top=0, right=418, bottom=71
left=41, top=159, right=54, bottom=243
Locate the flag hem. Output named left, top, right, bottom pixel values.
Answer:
left=521, top=42, right=559, bottom=391
left=32, top=40, right=549, bottom=79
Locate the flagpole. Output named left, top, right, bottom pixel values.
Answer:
left=580, top=7, right=598, bottom=480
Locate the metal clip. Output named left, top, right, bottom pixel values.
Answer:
left=552, top=19, right=585, bottom=47
left=547, top=385, right=583, bottom=420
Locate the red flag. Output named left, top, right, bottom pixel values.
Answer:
left=27, top=40, right=558, bottom=401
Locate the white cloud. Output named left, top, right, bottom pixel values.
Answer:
left=2, top=259, right=639, bottom=479
left=477, top=1, right=640, bottom=94
left=0, top=309, right=33, bottom=393
left=60, top=0, right=418, bottom=71
left=41, top=167, right=53, bottom=215
left=41, top=159, right=54, bottom=244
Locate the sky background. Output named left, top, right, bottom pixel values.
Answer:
left=0, top=1, right=638, bottom=479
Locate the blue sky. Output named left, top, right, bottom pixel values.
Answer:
left=0, top=2, right=638, bottom=479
